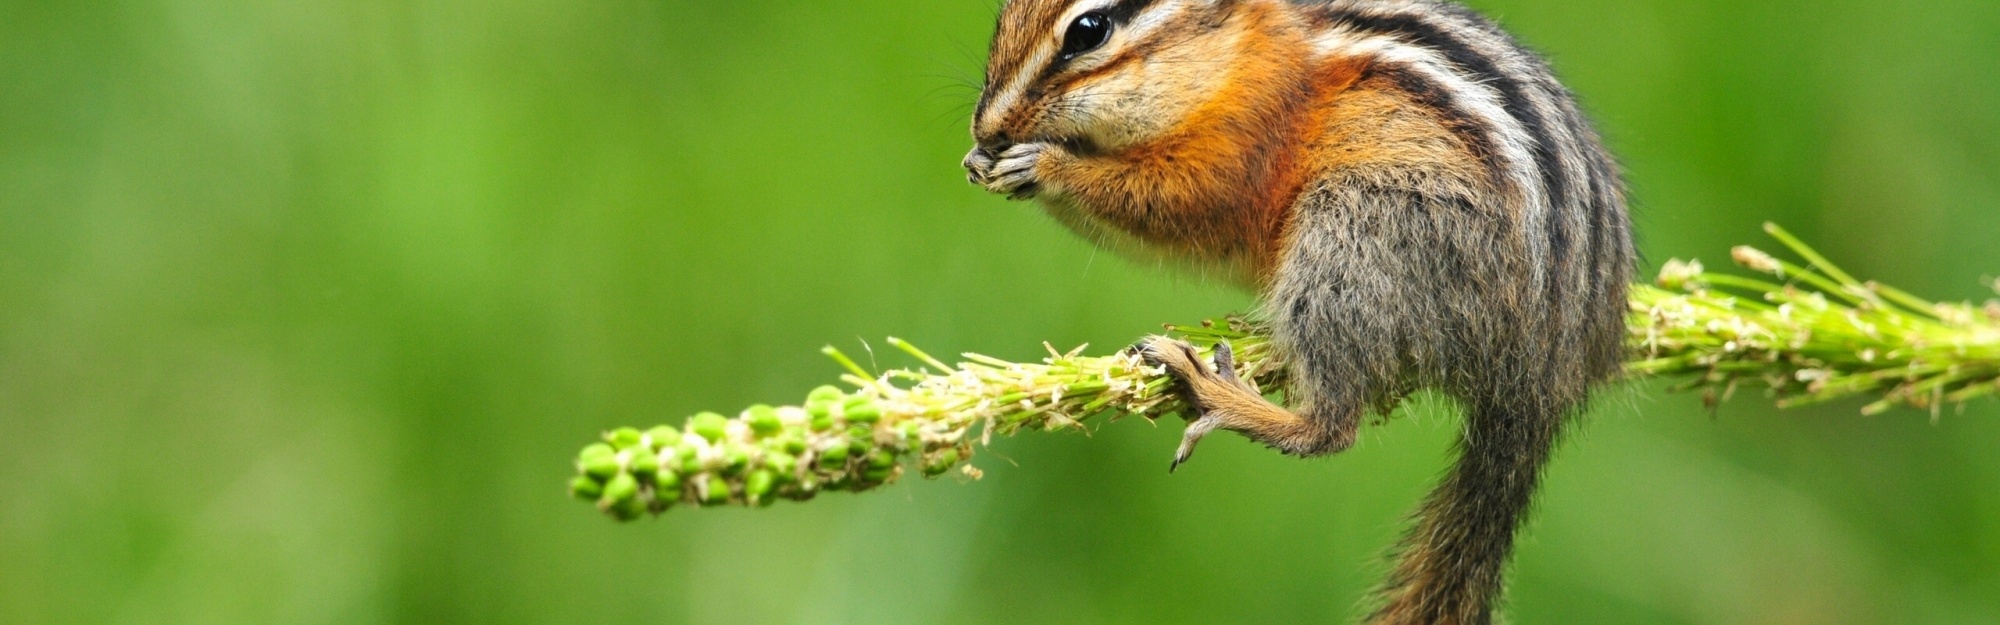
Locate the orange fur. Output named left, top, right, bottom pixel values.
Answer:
left=1032, top=3, right=1315, bottom=283
left=1019, top=4, right=1481, bottom=287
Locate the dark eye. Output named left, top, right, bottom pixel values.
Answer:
left=1059, top=12, right=1112, bottom=59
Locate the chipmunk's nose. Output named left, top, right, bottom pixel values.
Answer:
left=974, top=133, right=1012, bottom=152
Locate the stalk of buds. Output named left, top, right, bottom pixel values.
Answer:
left=1630, top=223, right=2000, bottom=416
left=571, top=224, right=2000, bottom=520
left=570, top=320, right=1285, bottom=519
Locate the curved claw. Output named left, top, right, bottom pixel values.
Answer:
left=1170, top=414, right=1223, bottom=473
left=1137, top=336, right=1237, bottom=472
left=984, top=143, right=1045, bottom=199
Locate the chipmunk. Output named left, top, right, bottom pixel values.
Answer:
left=962, top=1, right=1632, bottom=623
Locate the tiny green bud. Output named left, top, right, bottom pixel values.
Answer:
left=703, top=475, right=732, bottom=505
left=608, top=427, right=644, bottom=449
left=923, top=447, right=961, bottom=477
left=745, top=469, right=776, bottom=501
left=806, top=386, right=843, bottom=429
left=644, top=425, right=680, bottom=449
left=625, top=448, right=658, bottom=482
left=848, top=426, right=873, bottom=454
left=842, top=396, right=881, bottom=423
left=863, top=465, right=895, bottom=484
left=607, top=495, right=645, bottom=521
left=817, top=443, right=850, bottom=468
left=569, top=475, right=604, bottom=500
left=867, top=448, right=896, bottom=470
left=689, top=412, right=730, bottom=443
left=779, top=435, right=808, bottom=455
left=745, top=404, right=783, bottom=437
left=654, top=469, right=682, bottom=496
left=763, top=451, right=798, bottom=477
left=601, top=471, right=639, bottom=505
left=676, top=442, right=703, bottom=474
left=805, top=385, right=845, bottom=408
left=579, top=443, right=620, bottom=479
left=720, top=446, right=750, bottom=476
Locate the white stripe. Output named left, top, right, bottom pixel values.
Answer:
left=1311, top=27, right=1552, bottom=270
left=983, top=0, right=1194, bottom=132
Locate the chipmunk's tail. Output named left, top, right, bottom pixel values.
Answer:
left=1367, top=398, right=1565, bottom=625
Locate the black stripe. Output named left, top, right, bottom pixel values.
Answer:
left=1317, top=7, right=1575, bottom=270
left=1036, top=0, right=1164, bottom=85
left=1104, top=0, right=1163, bottom=23
left=1366, top=63, right=1506, bottom=177
left=1579, top=122, right=1614, bottom=304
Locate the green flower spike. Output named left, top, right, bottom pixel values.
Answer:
left=568, top=224, right=2000, bottom=521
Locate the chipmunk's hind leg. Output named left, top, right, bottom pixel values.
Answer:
left=1138, top=337, right=1358, bottom=471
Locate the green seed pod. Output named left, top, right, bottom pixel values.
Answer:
left=644, top=425, right=680, bottom=450
left=847, top=426, right=873, bottom=454
left=763, top=450, right=798, bottom=478
left=689, top=412, right=730, bottom=443
left=579, top=443, right=620, bottom=479
left=898, top=421, right=922, bottom=444
left=843, top=396, right=881, bottom=423
left=805, top=385, right=845, bottom=409
left=745, top=404, right=783, bottom=437
left=607, top=494, right=646, bottom=521
left=778, top=434, right=808, bottom=455
left=601, top=471, right=639, bottom=505
left=654, top=468, right=683, bottom=497
left=625, top=448, right=658, bottom=482
left=805, top=386, right=843, bottom=430
left=817, top=443, right=850, bottom=469
left=863, top=465, right=895, bottom=484
left=720, top=446, right=750, bottom=476
left=569, top=475, right=604, bottom=500
left=922, top=447, right=961, bottom=477
left=702, top=475, right=732, bottom=505
left=745, top=469, right=776, bottom=501
left=867, top=448, right=896, bottom=470
left=608, top=427, right=644, bottom=449
left=675, top=442, right=703, bottom=474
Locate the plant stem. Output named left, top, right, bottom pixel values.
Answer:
left=569, top=224, right=2000, bottom=519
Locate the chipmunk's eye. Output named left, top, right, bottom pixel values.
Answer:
left=1059, top=12, right=1112, bottom=60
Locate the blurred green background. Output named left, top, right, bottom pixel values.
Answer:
left=4, top=0, right=2000, bottom=623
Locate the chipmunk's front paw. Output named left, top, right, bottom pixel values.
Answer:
left=963, top=142, right=1051, bottom=200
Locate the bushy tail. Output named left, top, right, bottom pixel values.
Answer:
left=1368, top=400, right=1564, bottom=625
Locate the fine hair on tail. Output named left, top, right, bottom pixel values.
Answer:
left=1369, top=398, right=1567, bottom=625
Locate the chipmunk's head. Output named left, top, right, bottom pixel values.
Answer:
left=963, top=0, right=1256, bottom=196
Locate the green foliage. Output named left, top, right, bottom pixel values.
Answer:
left=6, top=1, right=2000, bottom=623
left=1634, top=224, right=2000, bottom=416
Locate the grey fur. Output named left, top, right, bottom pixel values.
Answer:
left=1272, top=2, right=1631, bottom=623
